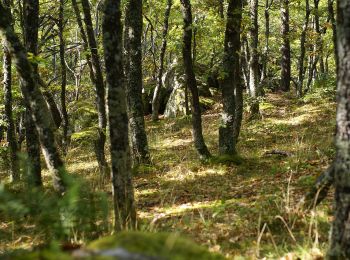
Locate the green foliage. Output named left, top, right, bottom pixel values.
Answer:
left=303, top=76, right=336, bottom=103
left=0, top=174, right=109, bottom=242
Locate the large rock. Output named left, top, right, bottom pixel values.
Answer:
left=164, top=84, right=187, bottom=119
left=87, top=231, right=226, bottom=260
left=7, top=232, right=226, bottom=260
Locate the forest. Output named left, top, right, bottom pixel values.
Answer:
left=0, top=0, right=348, bottom=259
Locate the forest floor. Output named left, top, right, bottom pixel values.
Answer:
left=1, top=92, right=336, bottom=259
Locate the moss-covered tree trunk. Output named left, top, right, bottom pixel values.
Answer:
left=23, top=0, right=42, bottom=186
left=81, top=0, right=109, bottom=176
left=102, top=0, right=136, bottom=230
left=280, top=0, right=291, bottom=92
left=0, top=2, right=66, bottom=193
left=152, top=0, right=172, bottom=122
left=124, top=0, right=150, bottom=164
left=219, top=0, right=242, bottom=155
left=180, top=0, right=211, bottom=160
left=3, top=45, right=19, bottom=182
left=328, top=1, right=350, bottom=257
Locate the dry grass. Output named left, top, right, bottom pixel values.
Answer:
left=0, top=92, right=336, bottom=259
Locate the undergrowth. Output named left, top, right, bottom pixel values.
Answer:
left=0, top=93, right=336, bottom=259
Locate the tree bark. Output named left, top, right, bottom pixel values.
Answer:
left=297, top=0, right=311, bottom=97
left=280, top=0, right=291, bottom=92
left=328, top=0, right=338, bottom=72
left=124, top=0, right=150, bottom=164
left=0, top=2, right=66, bottom=193
left=219, top=0, right=242, bottom=155
left=81, top=0, right=109, bottom=175
left=313, top=0, right=325, bottom=75
left=102, top=0, right=136, bottom=230
left=23, top=0, right=42, bottom=186
left=328, top=1, right=350, bottom=257
left=3, top=45, right=20, bottom=182
left=152, top=0, right=172, bottom=122
left=58, top=0, right=69, bottom=155
left=248, top=0, right=260, bottom=116
left=180, top=0, right=211, bottom=159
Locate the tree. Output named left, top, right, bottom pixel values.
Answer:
left=58, top=0, right=69, bottom=154
left=180, top=0, right=211, bottom=159
left=152, top=0, right=172, bottom=122
left=248, top=0, right=260, bottom=116
left=219, top=0, right=242, bottom=155
left=81, top=0, right=109, bottom=175
left=280, top=0, right=291, bottom=92
left=0, top=2, right=67, bottom=193
left=3, top=44, right=19, bottom=181
left=328, top=1, right=350, bottom=257
left=124, top=0, right=150, bottom=164
left=296, top=0, right=310, bottom=97
left=102, top=0, right=136, bottom=230
left=23, top=0, right=42, bottom=186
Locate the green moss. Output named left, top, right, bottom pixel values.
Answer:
left=88, top=231, right=226, bottom=260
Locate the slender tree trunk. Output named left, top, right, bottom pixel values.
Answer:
left=58, top=0, right=69, bottom=155
left=23, top=0, right=42, bottom=186
left=314, top=0, right=325, bottom=75
left=102, top=0, right=136, bottom=231
left=261, top=0, right=273, bottom=83
left=3, top=45, right=19, bottom=182
left=329, top=1, right=350, bottom=257
left=124, top=0, right=150, bottom=164
left=280, top=0, right=291, bottom=92
left=328, top=0, right=338, bottom=72
left=152, top=0, right=172, bottom=121
left=297, top=0, right=310, bottom=97
left=180, top=0, right=211, bottom=159
left=248, top=0, right=260, bottom=115
left=0, top=3, right=67, bottom=193
left=219, top=0, right=242, bottom=155
left=71, top=0, right=95, bottom=83
left=81, top=0, right=109, bottom=175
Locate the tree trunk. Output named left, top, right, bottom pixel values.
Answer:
left=280, top=0, right=291, bottom=92
left=102, top=0, right=136, bottom=231
left=314, top=0, right=325, bottom=75
left=71, top=0, right=95, bottom=83
left=124, top=0, right=150, bottom=164
left=3, top=45, right=20, bottom=182
left=58, top=0, right=69, bottom=155
left=0, top=3, right=67, bottom=193
left=296, top=0, right=310, bottom=97
left=328, top=0, right=337, bottom=72
left=81, top=0, right=109, bottom=175
left=23, top=0, right=42, bottom=186
left=180, top=0, right=211, bottom=159
left=248, top=0, right=260, bottom=115
left=152, top=0, right=172, bottom=122
left=261, top=0, right=273, bottom=83
left=219, top=0, right=242, bottom=155
left=328, top=2, right=350, bottom=257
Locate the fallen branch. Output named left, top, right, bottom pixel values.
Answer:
left=264, top=150, right=293, bottom=157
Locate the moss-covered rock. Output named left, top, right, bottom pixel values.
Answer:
left=88, top=231, right=226, bottom=260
